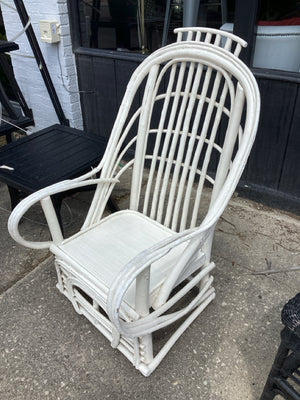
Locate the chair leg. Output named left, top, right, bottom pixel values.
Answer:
left=5, top=132, right=13, bottom=143
left=261, top=327, right=300, bottom=400
left=281, top=352, right=300, bottom=379
left=260, top=340, right=289, bottom=400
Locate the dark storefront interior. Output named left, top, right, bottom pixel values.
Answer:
left=76, top=0, right=299, bottom=59
left=67, top=0, right=300, bottom=212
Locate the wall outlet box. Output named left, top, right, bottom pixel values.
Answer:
left=39, top=20, right=60, bottom=43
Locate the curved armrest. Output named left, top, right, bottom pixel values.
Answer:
left=107, top=223, right=215, bottom=338
left=8, top=177, right=119, bottom=249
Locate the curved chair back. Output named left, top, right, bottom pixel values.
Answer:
left=85, top=41, right=260, bottom=234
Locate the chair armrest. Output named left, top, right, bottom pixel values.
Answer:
left=107, top=223, right=215, bottom=338
left=8, top=177, right=119, bottom=249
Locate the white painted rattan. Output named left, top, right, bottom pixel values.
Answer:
left=8, top=28, right=260, bottom=376
left=175, top=26, right=247, bottom=57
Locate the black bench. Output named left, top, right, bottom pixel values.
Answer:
left=0, top=124, right=111, bottom=226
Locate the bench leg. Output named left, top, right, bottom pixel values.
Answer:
left=51, top=194, right=64, bottom=234
left=107, top=197, right=119, bottom=213
left=7, top=186, right=21, bottom=210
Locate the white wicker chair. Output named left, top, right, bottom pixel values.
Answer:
left=8, top=28, right=260, bottom=376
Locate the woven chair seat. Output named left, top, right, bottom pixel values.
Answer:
left=282, top=293, right=300, bottom=338
left=260, top=293, right=300, bottom=399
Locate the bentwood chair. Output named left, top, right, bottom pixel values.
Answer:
left=8, top=28, right=260, bottom=376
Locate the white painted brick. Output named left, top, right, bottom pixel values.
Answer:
left=60, top=35, right=71, bottom=47
left=64, top=64, right=76, bottom=76
left=70, top=110, right=83, bottom=121
left=69, top=92, right=80, bottom=102
left=57, top=3, right=68, bottom=14
left=1, top=0, right=82, bottom=132
left=70, top=120, right=83, bottom=130
left=59, top=15, right=70, bottom=26
left=59, top=43, right=73, bottom=58
left=70, top=100, right=81, bottom=110
left=65, top=81, right=79, bottom=93
left=69, top=90, right=80, bottom=100
left=59, top=25, right=72, bottom=37
left=58, top=54, right=74, bottom=68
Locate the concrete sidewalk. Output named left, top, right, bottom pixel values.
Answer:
left=0, top=181, right=299, bottom=400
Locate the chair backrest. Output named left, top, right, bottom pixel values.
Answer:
left=175, top=26, right=247, bottom=57
left=85, top=40, right=260, bottom=232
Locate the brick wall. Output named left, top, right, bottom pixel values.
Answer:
left=1, top=0, right=83, bottom=131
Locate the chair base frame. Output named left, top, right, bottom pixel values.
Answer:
left=260, top=327, right=300, bottom=400
left=55, top=259, right=216, bottom=376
